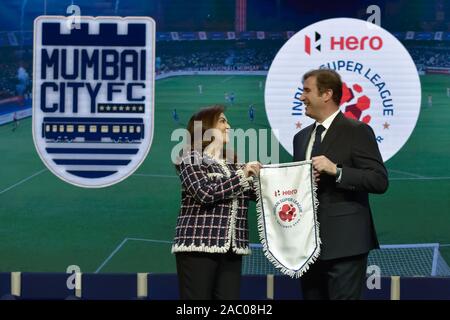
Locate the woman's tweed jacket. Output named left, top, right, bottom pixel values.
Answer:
left=172, top=150, right=256, bottom=255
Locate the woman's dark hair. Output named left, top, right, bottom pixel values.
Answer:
left=187, top=104, right=225, bottom=152
left=177, top=104, right=236, bottom=165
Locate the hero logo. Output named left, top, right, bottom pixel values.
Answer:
left=330, top=35, right=383, bottom=51
left=305, top=32, right=383, bottom=54
left=304, top=32, right=321, bottom=55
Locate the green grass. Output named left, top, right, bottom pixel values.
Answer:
left=371, top=74, right=450, bottom=265
left=0, top=74, right=449, bottom=273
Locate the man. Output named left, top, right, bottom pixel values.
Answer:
left=248, top=104, right=255, bottom=122
left=293, top=69, right=388, bottom=300
left=12, top=112, right=19, bottom=132
left=229, top=92, right=235, bottom=106
left=172, top=108, right=180, bottom=125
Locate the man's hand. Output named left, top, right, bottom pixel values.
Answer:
left=311, top=156, right=337, bottom=176
left=313, top=169, right=321, bottom=183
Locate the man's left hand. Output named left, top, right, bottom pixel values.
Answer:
left=311, top=156, right=337, bottom=176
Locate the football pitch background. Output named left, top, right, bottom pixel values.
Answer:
left=0, top=74, right=449, bottom=273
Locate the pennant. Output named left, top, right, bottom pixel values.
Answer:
left=255, top=160, right=321, bottom=277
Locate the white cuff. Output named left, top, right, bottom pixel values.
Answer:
left=236, top=169, right=252, bottom=190
left=335, top=167, right=343, bottom=183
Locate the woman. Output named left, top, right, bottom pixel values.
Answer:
left=172, top=104, right=260, bottom=300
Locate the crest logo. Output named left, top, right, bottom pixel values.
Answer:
left=341, top=81, right=372, bottom=124
left=265, top=18, right=421, bottom=161
left=273, top=198, right=302, bottom=228
left=33, top=16, right=155, bottom=187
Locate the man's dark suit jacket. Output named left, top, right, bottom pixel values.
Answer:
left=293, top=112, right=388, bottom=260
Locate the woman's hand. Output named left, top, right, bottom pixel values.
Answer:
left=243, top=161, right=262, bottom=177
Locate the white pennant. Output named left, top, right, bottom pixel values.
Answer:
left=255, top=160, right=321, bottom=278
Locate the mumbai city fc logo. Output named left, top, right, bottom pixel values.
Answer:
left=265, top=18, right=421, bottom=161
left=273, top=198, right=302, bottom=228
left=32, top=16, right=155, bottom=187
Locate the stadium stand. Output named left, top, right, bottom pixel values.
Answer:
left=147, top=273, right=179, bottom=300
left=0, top=272, right=12, bottom=298
left=400, top=277, right=450, bottom=300
left=1, top=272, right=449, bottom=300
left=240, top=275, right=267, bottom=300
left=20, top=272, right=76, bottom=300
left=80, top=273, right=138, bottom=300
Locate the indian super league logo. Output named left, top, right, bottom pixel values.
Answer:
left=32, top=16, right=155, bottom=187
left=273, top=198, right=303, bottom=228
left=265, top=18, right=422, bottom=162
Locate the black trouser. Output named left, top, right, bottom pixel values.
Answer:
left=300, top=253, right=368, bottom=300
left=175, top=250, right=242, bottom=300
